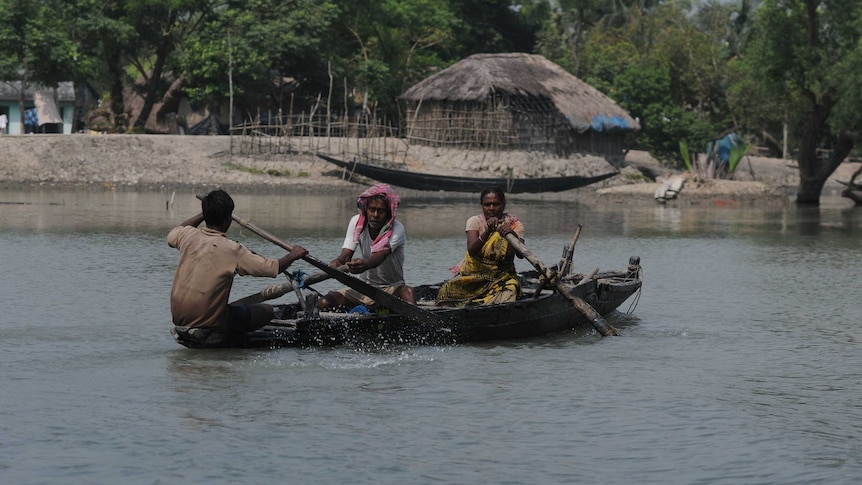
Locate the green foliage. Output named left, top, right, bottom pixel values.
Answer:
left=624, top=171, right=651, bottom=182
left=579, top=31, right=640, bottom=93
left=679, top=140, right=693, bottom=172
left=746, top=0, right=862, bottom=202
left=727, top=141, right=751, bottom=174
left=534, top=11, right=574, bottom=72
left=747, top=0, right=862, bottom=138
left=566, top=2, right=734, bottom=164
left=0, top=0, right=81, bottom=86
left=332, top=0, right=459, bottom=118
left=451, top=0, right=540, bottom=55
left=612, top=58, right=715, bottom=163
left=5, top=0, right=860, bottom=195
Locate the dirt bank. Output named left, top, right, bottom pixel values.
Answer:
left=0, top=134, right=357, bottom=194
left=1, top=134, right=857, bottom=205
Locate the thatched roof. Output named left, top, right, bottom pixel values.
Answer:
left=400, top=53, right=640, bottom=133
left=0, top=81, right=75, bottom=102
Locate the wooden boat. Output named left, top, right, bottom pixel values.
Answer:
left=171, top=256, right=643, bottom=349
left=317, top=153, right=619, bottom=194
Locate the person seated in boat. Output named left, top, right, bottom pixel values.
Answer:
left=318, top=183, right=415, bottom=311
left=436, top=188, right=525, bottom=307
left=167, top=189, right=307, bottom=343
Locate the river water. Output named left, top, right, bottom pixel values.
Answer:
left=1, top=188, right=861, bottom=484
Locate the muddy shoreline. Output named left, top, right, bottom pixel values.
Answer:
left=1, top=134, right=856, bottom=206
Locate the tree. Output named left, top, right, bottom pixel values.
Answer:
left=545, top=0, right=608, bottom=76
left=573, top=2, right=730, bottom=163
left=125, top=0, right=221, bottom=132
left=614, top=58, right=714, bottom=161
left=71, top=0, right=221, bottom=132
left=333, top=0, right=458, bottom=120
left=180, top=0, right=339, bottom=115
left=693, top=0, right=761, bottom=60
left=0, top=0, right=80, bottom=128
left=451, top=0, right=539, bottom=56
left=750, top=0, right=862, bottom=204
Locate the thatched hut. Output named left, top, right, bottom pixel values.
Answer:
left=399, top=53, right=639, bottom=162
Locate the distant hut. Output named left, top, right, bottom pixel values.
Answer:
left=399, top=53, right=640, bottom=162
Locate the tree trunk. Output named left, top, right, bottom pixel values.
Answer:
left=794, top=103, right=830, bottom=205
left=130, top=12, right=177, bottom=132
left=793, top=1, right=852, bottom=205
left=795, top=169, right=826, bottom=205
left=17, top=69, right=29, bottom=132
left=17, top=86, right=26, bottom=133
left=571, top=8, right=585, bottom=77
left=106, top=51, right=126, bottom=131
left=796, top=135, right=854, bottom=205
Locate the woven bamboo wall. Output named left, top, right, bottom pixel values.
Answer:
left=228, top=104, right=627, bottom=165
left=404, top=96, right=625, bottom=158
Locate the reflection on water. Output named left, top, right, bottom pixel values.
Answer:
left=3, top=187, right=861, bottom=237
left=2, top=187, right=862, bottom=484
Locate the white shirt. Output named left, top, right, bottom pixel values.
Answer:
left=341, top=215, right=406, bottom=287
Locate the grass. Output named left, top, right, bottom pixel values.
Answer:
left=624, top=171, right=651, bottom=182
left=223, top=162, right=310, bottom=178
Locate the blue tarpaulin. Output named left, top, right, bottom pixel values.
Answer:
left=24, top=108, right=38, bottom=127
left=706, top=133, right=742, bottom=165
left=590, top=114, right=633, bottom=132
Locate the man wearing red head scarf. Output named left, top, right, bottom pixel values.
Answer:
left=318, top=183, right=415, bottom=310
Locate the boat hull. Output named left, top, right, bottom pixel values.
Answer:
left=317, top=154, right=618, bottom=194
left=171, top=264, right=643, bottom=349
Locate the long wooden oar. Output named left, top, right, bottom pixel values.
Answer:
left=231, top=266, right=347, bottom=305
left=504, top=234, right=619, bottom=337
left=225, top=212, right=445, bottom=326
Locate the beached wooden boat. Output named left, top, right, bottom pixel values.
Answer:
left=317, top=153, right=619, bottom=194
left=171, top=256, right=643, bottom=349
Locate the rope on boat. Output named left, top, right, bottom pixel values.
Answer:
left=625, top=266, right=643, bottom=314
left=288, top=269, right=307, bottom=288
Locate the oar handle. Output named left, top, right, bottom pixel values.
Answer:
left=503, top=234, right=556, bottom=283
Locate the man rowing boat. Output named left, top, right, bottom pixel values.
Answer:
left=167, top=189, right=307, bottom=345
left=318, top=183, right=415, bottom=311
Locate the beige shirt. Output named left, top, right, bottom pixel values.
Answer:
left=168, top=225, right=279, bottom=328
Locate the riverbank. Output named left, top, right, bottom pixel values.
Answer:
left=1, top=133, right=857, bottom=206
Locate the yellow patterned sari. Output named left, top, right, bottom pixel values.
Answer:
left=436, top=231, right=521, bottom=306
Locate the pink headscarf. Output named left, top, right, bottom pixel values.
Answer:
left=353, top=183, right=401, bottom=253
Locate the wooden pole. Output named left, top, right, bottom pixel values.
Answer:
left=505, top=234, right=619, bottom=336
left=559, top=224, right=583, bottom=276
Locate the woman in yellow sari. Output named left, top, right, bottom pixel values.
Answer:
left=436, top=188, right=525, bottom=306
